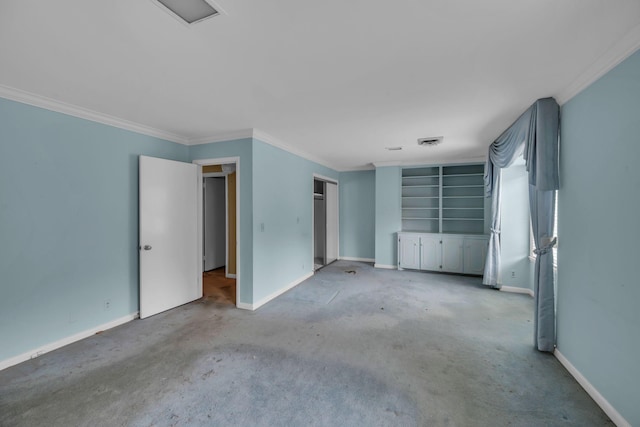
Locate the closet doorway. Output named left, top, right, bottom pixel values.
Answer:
left=201, top=162, right=237, bottom=306
left=313, top=176, right=339, bottom=271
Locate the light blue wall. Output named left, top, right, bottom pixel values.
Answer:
left=338, top=170, right=375, bottom=260
left=374, top=166, right=401, bottom=267
left=188, top=138, right=254, bottom=305
left=500, top=160, right=531, bottom=289
left=558, top=49, right=640, bottom=425
left=0, top=97, right=188, bottom=362
left=251, top=139, right=338, bottom=303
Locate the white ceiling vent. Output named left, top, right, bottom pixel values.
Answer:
left=417, top=136, right=444, bottom=147
left=155, top=0, right=223, bottom=25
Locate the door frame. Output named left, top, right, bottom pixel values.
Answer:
left=193, top=157, right=241, bottom=307
left=312, top=173, right=339, bottom=272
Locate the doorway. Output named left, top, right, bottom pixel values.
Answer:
left=313, top=176, right=338, bottom=271
left=196, top=158, right=240, bottom=306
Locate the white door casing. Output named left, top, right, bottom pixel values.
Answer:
left=325, top=182, right=339, bottom=264
left=139, top=156, right=201, bottom=319
left=203, top=177, right=226, bottom=271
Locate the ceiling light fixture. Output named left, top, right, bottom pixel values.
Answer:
left=385, top=146, right=403, bottom=151
left=417, top=136, right=444, bottom=147
left=155, top=0, right=223, bottom=25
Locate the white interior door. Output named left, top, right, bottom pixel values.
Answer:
left=325, top=182, right=338, bottom=264
left=139, top=156, right=201, bottom=319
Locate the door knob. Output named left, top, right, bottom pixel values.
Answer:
left=143, top=245, right=152, bottom=250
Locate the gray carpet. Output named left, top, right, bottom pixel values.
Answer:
left=0, top=261, right=612, bottom=426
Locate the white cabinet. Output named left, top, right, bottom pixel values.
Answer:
left=441, top=236, right=464, bottom=273
left=398, top=234, right=421, bottom=270
left=420, top=234, right=441, bottom=271
left=463, top=237, right=488, bottom=275
left=398, top=232, right=488, bottom=276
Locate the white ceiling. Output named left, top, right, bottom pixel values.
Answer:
left=1, top=0, right=640, bottom=170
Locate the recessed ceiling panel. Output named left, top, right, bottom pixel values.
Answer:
left=156, top=0, right=219, bottom=24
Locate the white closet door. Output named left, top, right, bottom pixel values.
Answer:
left=325, top=182, right=339, bottom=264
left=139, top=156, right=201, bottom=319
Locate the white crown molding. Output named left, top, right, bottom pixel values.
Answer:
left=0, top=84, right=188, bottom=144
left=338, top=165, right=376, bottom=172
left=252, top=129, right=338, bottom=171
left=188, top=129, right=255, bottom=145
left=556, top=24, right=640, bottom=105
left=372, top=156, right=486, bottom=169
left=188, top=128, right=342, bottom=171
left=372, top=161, right=404, bottom=168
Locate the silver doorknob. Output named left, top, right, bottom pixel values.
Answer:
left=143, top=245, right=152, bottom=250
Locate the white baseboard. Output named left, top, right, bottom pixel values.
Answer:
left=0, top=312, right=139, bottom=372
left=500, top=286, right=534, bottom=297
left=226, top=273, right=237, bottom=279
left=236, top=272, right=314, bottom=311
left=339, top=257, right=375, bottom=263
left=374, top=263, right=397, bottom=270
left=236, top=302, right=253, bottom=310
left=554, top=349, right=630, bottom=427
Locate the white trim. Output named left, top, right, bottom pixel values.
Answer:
left=339, top=165, right=375, bottom=172
left=193, top=157, right=241, bottom=308
left=556, top=24, right=640, bottom=105
left=236, top=302, right=253, bottom=310
left=226, top=273, right=237, bottom=279
left=253, top=130, right=335, bottom=170
left=554, top=349, right=631, bottom=427
left=237, top=272, right=314, bottom=311
left=224, top=173, right=229, bottom=278
left=188, top=129, right=254, bottom=146
left=0, top=84, right=187, bottom=144
left=0, top=313, right=139, bottom=372
left=374, top=263, right=397, bottom=270
left=312, top=173, right=339, bottom=185
left=372, top=156, right=487, bottom=169
left=500, top=286, right=534, bottom=297
left=340, top=256, right=375, bottom=263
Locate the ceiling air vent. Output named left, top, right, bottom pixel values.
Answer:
left=155, top=0, right=222, bottom=25
left=417, top=136, right=444, bottom=147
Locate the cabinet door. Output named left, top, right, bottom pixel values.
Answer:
left=463, top=238, right=488, bottom=275
left=441, top=236, right=464, bottom=273
left=420, top=235, right=441, bottom=271
left=398, top=234, right=420, bottom=269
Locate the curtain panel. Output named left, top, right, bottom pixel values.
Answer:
left=483, top=97, right=559, bottom=352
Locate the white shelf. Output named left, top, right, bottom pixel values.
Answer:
left=402, top=164, right=485, bottom=233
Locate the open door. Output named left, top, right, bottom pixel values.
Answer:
left=325, top=181, right=339, bottom=264
left=139, top=156, right=201, bottom=319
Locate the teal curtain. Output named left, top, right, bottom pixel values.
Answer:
left=484, top=97, right=559, bottom=352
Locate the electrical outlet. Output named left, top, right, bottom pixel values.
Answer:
left=104, top=300, right=112, bottom=311
left=511, top=271, right=516, bottom=278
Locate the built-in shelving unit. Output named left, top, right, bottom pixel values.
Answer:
left=401, top=163, right=486, bottom=234
left=401, top=166, right=440, bottom=233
